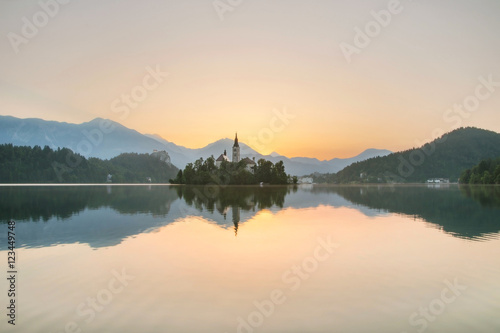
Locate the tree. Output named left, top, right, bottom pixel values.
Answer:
left=183, top=163, right=195, bottom=184
left=494, top=165, right=500, bottom=184
left=255, top=159, right=273, bottom=183
left=271, top=161, right=287, bottom=184
left=469, top=173, right=482, bottom=184
left=204, top=156, right=217, bottom=172
left=170, top=170, right=184, bottom=184
left=460, top=157, right=500, bottom=185
left=459, top=169, right=471, bottom=184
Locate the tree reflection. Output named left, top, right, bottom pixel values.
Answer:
left=460, top=185, right=500, bottom=209
left=178, top=185, right=291, bottom=235
left=1, top=184, right=498, bottom=242
left=311, top=185, right=500, bottom=240
left=0, top=185, right=293, bottom=225
left=0, top=186, right=179, bottom=223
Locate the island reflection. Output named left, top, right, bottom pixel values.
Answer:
left=0, top=184, right=499, bottom=249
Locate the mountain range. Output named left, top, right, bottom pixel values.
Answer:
left=0, top=115, right=392, bottom=176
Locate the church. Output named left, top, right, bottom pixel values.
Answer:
left=216, top=133, right=256, bottom=172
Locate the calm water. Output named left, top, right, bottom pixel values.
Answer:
left=1, top=184, right=500, bottom=333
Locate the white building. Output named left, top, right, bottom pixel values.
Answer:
left=216, top=150, right=230, bottom=168
left=241, top=157, right=256, bottom=172
left=298, top=177, right=313, bottom=184
left=426, top=178, right=450, bottom=184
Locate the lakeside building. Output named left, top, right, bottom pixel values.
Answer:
left=298, top=177, right=313, bottom=184
left=426, top=178, right=450, bottom=183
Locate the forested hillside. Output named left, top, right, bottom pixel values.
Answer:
left=0, top=144, right=178, bottom=183
left=311, top=127, right=500, bottom=183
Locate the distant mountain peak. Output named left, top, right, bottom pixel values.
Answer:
left=149, top=133, right=166, bottom=140
left=85, top=117, right=127, bottom=128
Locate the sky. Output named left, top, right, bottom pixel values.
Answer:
left=1, top=0, right=500, bottom=159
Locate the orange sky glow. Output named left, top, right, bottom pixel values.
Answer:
left=1, top=0, right=500, bottom=159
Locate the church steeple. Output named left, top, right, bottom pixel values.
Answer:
left=232, top=132, right=240, bottom=163
left=233, top=132, right=239, bottom=148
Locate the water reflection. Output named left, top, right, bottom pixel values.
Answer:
left=312, top=185, right=500, bottom=240
left=460, top=185, right=500, bottom=208
left=0, top=184, right=499, bottom=249
left=179, top=186, right=291, bottom=236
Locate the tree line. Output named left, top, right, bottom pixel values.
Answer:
left=170, top=156, right=297, bottom=185
left=0, top=144, right=178, bottom=183
left=459, top=157, right=500, bottom=184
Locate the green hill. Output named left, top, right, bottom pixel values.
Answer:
left=319, top=127, right=500, bottom=183
left=0, top=144, right=179, bottom=183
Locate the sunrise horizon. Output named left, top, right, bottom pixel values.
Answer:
left=7, top=112, right=498, bottom=161
left=2, top=1, right=499, bottom=161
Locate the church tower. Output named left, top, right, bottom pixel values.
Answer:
left=232, top=132, right=240, bottom=163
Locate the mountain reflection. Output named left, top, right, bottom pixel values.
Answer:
left=310, top=185, right=500, bottom=240
left=0, top=184, right=499, bottom=249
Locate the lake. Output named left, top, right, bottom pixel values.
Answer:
left=1, top=184, right=499, bottom=333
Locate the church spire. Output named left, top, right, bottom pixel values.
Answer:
left=232, top=132, right=240, bottom=163
left=233, top=132, right=239, bottom=148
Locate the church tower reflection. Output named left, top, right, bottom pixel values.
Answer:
left=232, top=205, right=240, bottom=236
left=177, top=185, right=290, bottom=237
